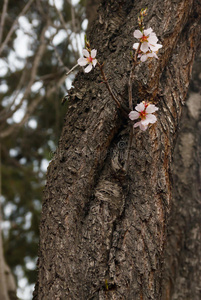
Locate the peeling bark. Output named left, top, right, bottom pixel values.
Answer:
left=34, top=0, right=201, bottom=299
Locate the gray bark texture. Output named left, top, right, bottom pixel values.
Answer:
left=34, top=0, right=201, bottom=299
left=161, top=55, right=201, bottom=300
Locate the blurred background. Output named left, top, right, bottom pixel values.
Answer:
left=0, top=0, right=90, bottom=298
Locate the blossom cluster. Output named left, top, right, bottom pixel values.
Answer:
left=129, top=102, right=158, bottom=131
left=133, top=27, right=162, bottom=62
left=76, top=10, right=161, bottom=131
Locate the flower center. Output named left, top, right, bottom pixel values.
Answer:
left=140, top=35, right=148, bottom=43
left=87, top=56, right=93, bottom=63
left=140, top=110, right=147, bottom=120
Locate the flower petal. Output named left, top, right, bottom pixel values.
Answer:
left=145, top=113, right=157, bottom=124
left=91, top=49, right=97, bottom=58
left=141, top=119, right=149, bottom=125
left=133, top=121, right=141, bottom=128
left=140, top=54, right=148, bottom=62
left=149, top=43, right=162, bottom=51
left=135, top=102, right=145, bottom=112
left=146, top=52, right=155, bottom=58
left=134, top=121, right=147, bottom=131
left=84, top=64, right=92, bottom=73
left=147, top=51, right=158, bottom=59
left=146, top=104, right=159, bottom=113
left=141, top=42, right=149, bottom=53
left=144, top=27, right=153, bottom=36
left=155, top=43, right=162, bottom=50
left=152, top=52, right=159, bottom=59
left=133, top=43, right=139, bottom=50
left=77, top=57, right=88, bottom=66
left=82, top=49, right=89, bottom=57
left=134, top=30, right=143, bottom=39
left=148, top=34, right=158, bottom=44
left=140, top=123, right=148, bottom=131
left=129, top=111, right=140, bottom=120
left=92, top=59, right=97, bottom=67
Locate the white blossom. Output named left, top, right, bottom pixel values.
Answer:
left=133, top=27, right=162, bottom=60
left=136, top=48, right=161, bottom=62
left=77, top=49, right=97, bottom=73
left=129, top=101, right=159, bottom=131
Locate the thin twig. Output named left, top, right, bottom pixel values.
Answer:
left=123, top=125, right=134, bottom=172
left=0, top=0, right=34, bottom=55
left=0, top=73, right=67, bottom=139
left=97, top=62, right=128, bottom=117
left=52, top=0, right=79, bottom=58
left=124, top=42, right=141, bottom=172
left=53, top=0, right=66, bottom=29
left=50, top=41, right=69, bottom=72
left=128, top=42, right=141, bottom=111
left=66, top=64, right=79, bottom=76
left=0, top=63, right=28, bottom=120
left=0, top=23, right=48, bottom=129
left=68, top=0, right=80, bottom=57
left=0, top=0, right=9, bottom=45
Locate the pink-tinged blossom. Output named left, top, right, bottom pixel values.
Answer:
left=133, top=27, right=162, bottom=60
left=135, top=48, right=162, bottom=62
left=77, top=49, right=97, bottom=73
left=129, top=101, right=159, bottom=131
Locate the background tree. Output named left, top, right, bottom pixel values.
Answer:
left=33, top=0, right=201, bottom=299
left=0, top=0, right=87, bottom=298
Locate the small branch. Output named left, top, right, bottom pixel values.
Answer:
left=0, top=23, right=47, bottom=130
left=66, top=64, right=79, bottom=76
left=53, top=0, right=66, bottom=29
left=0, top=73, right=67, bottom=139
left=128, top=42, right=141, bottom=111
left=0, top=0, right=34, bottom=55
left=52, top=0, right=79, bottom=58
left=0, top=64, right=28, bottom=121
left=123, top=124, right=134, bottom=172
left=97, top=62, right=129, bottom=117
left=68, top=0, right=80, bottom=57
left=125, top=43, right=141, bottom=172
left=0, top=0, right=9, bottom=45
left=50, top=41, right=69, bottom=72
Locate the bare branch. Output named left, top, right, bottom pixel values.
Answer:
left=0, top=74, right=67, bottom=139
left=0, top=0, right=9, bottom=45
left=68, top=0, right=80, bottom=56
left=53, top=0, right=67, bottom=30
left=0, top=23, right=48, bottom=128
left=52, top=0, right=79, bottom=58
left=97, top=62, right=128, bottom=117
left=66, top=63, right=79, bottom=76
left=0, top=63, right=29, bottom=121
left=0, top=0, right=34, bottom=56
left=128, top=42, right=141, bottom=111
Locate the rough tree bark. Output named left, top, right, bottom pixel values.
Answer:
left=162, top=55, right=201, bottom=300
left=34, top=0, right=201, bottom=299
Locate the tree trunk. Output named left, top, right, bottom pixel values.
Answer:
left=34, top=0, right=201, bottom=299
left=0, top=228, right=9, bottom=300
left=0, top=146, right=17, bottom=300
left=161, top=54, right=201, bottom=300
left=0, top=231, right=19, bottom=300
